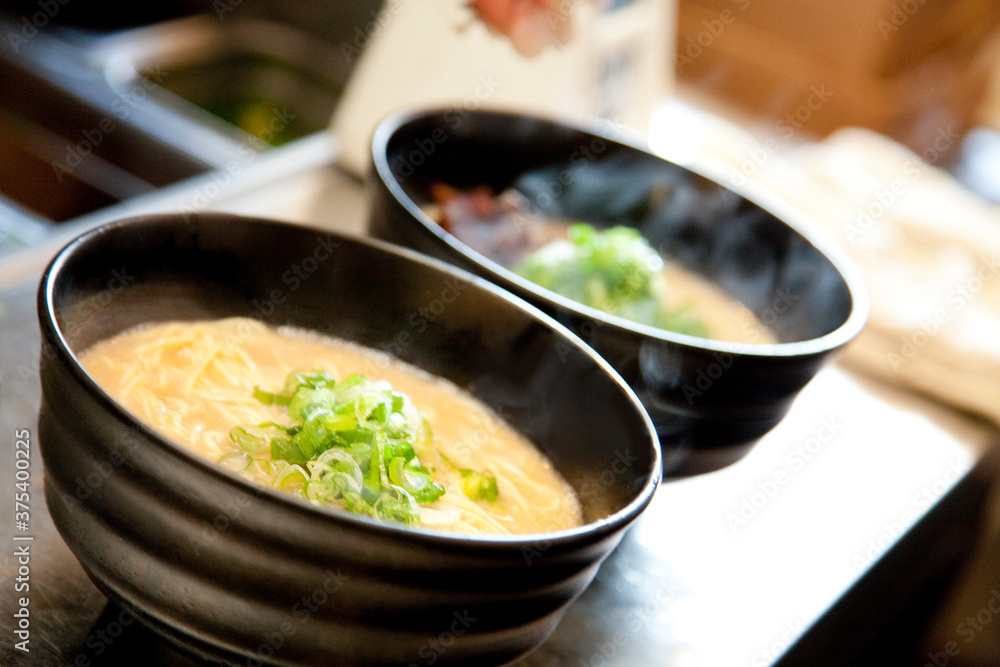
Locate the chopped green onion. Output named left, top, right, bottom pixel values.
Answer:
left=250, top=459, right=274, bottom=476
left=462, top=471, right=499, bottom=502
left=217, top=451, right=252, bottom=472
left=305, top=473, right=337, bottom=501
left=270, top=436, right=307, bottom=465
left=373, top=491, right=420, bottom=524
left=441, top=454, right=499, bottom=503
left=274, top=465, right=308, bottom=493
left=253, top=386, right=291, bottom=406
left=229, top=425, right=270, bottom=456
left=227, top=370, right=456, bottom=525
left=515, top=223, right=709, bottom=336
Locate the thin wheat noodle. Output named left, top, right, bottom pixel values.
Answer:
left=79, top=317, right=584, bottom=536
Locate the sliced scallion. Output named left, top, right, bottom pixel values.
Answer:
left=441, top=454, right=499, bottom=503
left=217, top=450, right=252, bottom=472
left=227, top=370, right=453, bottom=525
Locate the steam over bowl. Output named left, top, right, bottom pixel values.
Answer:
left=367, top=108, right=868, bottom=475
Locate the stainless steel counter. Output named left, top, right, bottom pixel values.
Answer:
left=1, top=144, right=999, bottom=666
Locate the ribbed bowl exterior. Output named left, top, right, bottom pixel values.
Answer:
left=37, top=213, right=660, bottom=666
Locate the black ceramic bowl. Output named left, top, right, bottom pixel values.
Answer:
left=36, top=213, right=660, bottom=667
left=368, top=108, right=868, bottom=476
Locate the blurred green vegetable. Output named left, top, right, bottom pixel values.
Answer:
left=225, top=370, right=446, bottom=525
left=515, top=223, right=709, bottom=337
left=441, top=454, right=499, bottom=503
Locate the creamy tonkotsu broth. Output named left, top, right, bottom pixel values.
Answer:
left=657, top=262, right=777, bottom=344
left=79, top=318, right=584, bottom=535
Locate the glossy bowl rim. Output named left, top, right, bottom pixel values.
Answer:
left=370, top=106, right=870, bottom=360
left=37, top=212, right=662, bottom=550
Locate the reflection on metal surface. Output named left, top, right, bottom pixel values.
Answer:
left=0, top=269, right=994, bottom=665
left=0, top=11, right=356, bottom=256
left=99, top=17, right=351, bottom=149
left=0, top=35, right=208, bottom=225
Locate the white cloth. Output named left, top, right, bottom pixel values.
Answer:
left=663, top=114, right=1000, bottom=425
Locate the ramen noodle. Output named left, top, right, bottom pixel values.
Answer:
left=79, top=317, right=584, bottom=536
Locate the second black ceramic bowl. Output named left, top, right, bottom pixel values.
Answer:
left=36, top=213, right=660, bottom=666
left=367, top=108, right=868, bottom=475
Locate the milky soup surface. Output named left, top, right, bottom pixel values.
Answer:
left=80, top=317, right=584, bottom=535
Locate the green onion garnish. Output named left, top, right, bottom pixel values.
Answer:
left=515, top=223, right=709, bottom=336
left=441, top=453, right=499, bottom=503
left=227, top=371, right=447, bottom=525
left=217, top=451, right=252, bottom=472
